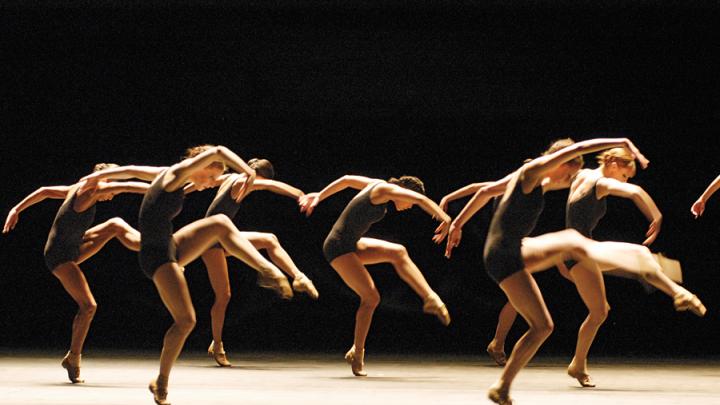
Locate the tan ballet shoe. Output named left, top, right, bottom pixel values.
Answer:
left=208, top=340, right=232, bottom=367
left=487, top=385, right=512, bottom=405
left=674, top=292, right=707, bottom=317
left=486, top=344, right=507, bottom=366
left=60, top=352, right=84, bottom=384
left=567, top=368, right=596, bottom=387
left=148, top=375, right=170, bottom=405
left=292, top=273, right=319, bottom=300
left=257, top=272, right=294, bottom=300
left=422, top=294, right=451, bottom=326
left=344, top=346, right=367, bottom=377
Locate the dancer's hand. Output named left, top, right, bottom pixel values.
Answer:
left=642, top=217, right=662, bottom=245
left=299, top=193, right=320, bottom=216
left=433, top=220, right=450, bottom=244
left=444, top=223, right=462, bottom=258
left=691, top=199, right=705, bottom=218
left=624, top=139, right=649, bottom=169
left=3, top=208, right=19, bottom=233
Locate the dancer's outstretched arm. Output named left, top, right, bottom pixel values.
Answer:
left=254, top=179, right=304, bottom=200
left=4, top=185, right=72, bottom=233
left=299, top=175, right=380, bottom=216
left=523, top=138, right=647, bottom=189
left=439, top=182, right=493, bottom=212
left=597, top=178, right=662, bottom=245
left=691, top=174, right=720, bottom=218
left=444, top=176, right=512, bottom=257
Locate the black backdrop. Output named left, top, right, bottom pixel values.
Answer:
left=1, top=1, right=719, bottom=357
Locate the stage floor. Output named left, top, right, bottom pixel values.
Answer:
left=1, top=351, right=719, bottom=405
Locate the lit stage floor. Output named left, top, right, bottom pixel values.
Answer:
left=1, top=351, right=719, bottom=404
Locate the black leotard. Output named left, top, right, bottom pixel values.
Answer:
left=44, top=185, right=97, bottom=271
left=564, top=178, right=607, bottom=269
left=483, top=172, right=545, bottom=284
left=206, top=175, right=242, bottom=219
left=138, top=171, right=185, bottom=278
left=323, top=183, right=387, bottom=263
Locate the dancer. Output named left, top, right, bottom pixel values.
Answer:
left=442, top=138, right=699, bottom=405
left=299, top=175, right=451, bottom=377
left=691, top=173, right=720, bottom=218
left=446, top=148, right=705, bottom=387
left=81, top=145, right=293, bottom=405
left=3, top=163, right=147, bottom=383
left=196, top=158, right=318, bottom=367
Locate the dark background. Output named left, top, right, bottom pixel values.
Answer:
left=1, top=1, right=719, bottom=358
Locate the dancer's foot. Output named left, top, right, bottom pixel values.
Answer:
left=344, top=346, right=367, bottom=377
left=673, top=292, right=707, bottom=317
left=208, top=340, right=232, bottom=367
left=292, top=273, right=319, bottom=300
left=148, top=375, right=170, bottom=405
left=486, top=342, right=507, bottom=366
left=60, top=351, right=84, bottom=384
left=257, top=271, right=293, bottom=300
left=567, top=365, right=596, bottom=388
left=422, top=293, right=451, bottom=326
left=487, top=383, right=512, bottom=405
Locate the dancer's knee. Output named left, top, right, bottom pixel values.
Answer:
left=388, top=244, right=409, bottom=266
left=78, top=301, right=97, bottom=318
left=208, top=214, right=234, bottom=232
left=214, top=290, right=231, bottom=307
left=588, top=303, right=609, bottom=324
left=175, top=312, right=197, bottom=334
left=529, top=316, right=554, bottom=338
left=360, top=290, right=381, bottom=310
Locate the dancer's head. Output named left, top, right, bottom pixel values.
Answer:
left=542, top=138, right=584, bottom=186
left=388, top=176, right=425, bottom=211
left=597, top=147, right=636, bottom=183
left=184, top=144, right=225, bottom=190
left=92, top=163, right=120, bottom=201
left=249, top=158, right=275, bottom=179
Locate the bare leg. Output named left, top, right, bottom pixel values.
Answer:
left=243, top=231, right=318, bottom=299
left=52, top=262, right=97, bottom=383
left=150, top=263, right=197, bottom=405
left=329, top=252, right=380, bottom=376
left=76, top=218, right=141, bottom=264
left=200, top=247, right=232, bottom=367
left=355, top=238, right=450, bottom=325
left=567, top=261, right=608, bottom=387
left=488, top=302, right=517, bottom=366
left=173, top=215, right=292, bottom=299
left=489, top=270, right=554, bottom=404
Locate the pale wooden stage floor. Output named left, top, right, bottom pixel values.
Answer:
left=1, top=351, right=719, bottom=405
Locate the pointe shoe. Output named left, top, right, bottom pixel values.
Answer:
left=257, top=272, right=294, bottom=300
left=422, top=294, right=451, bottom=326
left=149, top=376, right=170, bottom=405
left=487, top=385, right=512, bottom=405
left=567, top=368, right=596, bottom=388
left=208, top=340, right=232, bottom=367
left=344, top=346, right=367, bottom=377
left=674, top=292, right=707, bottom=317
left=292, top=273, right=319, bottom=300
left=60, top=352, right=84, bottom=384
left=486, top=344, right=507, bottom=366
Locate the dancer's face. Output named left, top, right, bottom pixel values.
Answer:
left=604, top=162, right=634, bottom=183
left=548, top=163, right=580, bottom=188
left=190, top=166, right=223, bottom=190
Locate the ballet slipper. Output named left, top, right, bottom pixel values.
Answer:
left=567, top=367, right=596, bottom=387
left=292, top=273, right=319, bottom=300
left=344, top=346, right=367, bottom=377
left=422, top=294, right=451, bottom=326
left=257, top=272, right=294, bottom=300
left=61, top=351, right=84, bottom=384
left=487, top=384, right=513, bottom=405
left=148, top=375, right=170, bottom=405
left=673, top=292, right=707, bottom=317
left=486, top=344, right=507, bottom=366
left=208, top=340, right=232, bottom=367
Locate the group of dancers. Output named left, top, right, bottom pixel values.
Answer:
left=4, top=139, right=716, bottom=405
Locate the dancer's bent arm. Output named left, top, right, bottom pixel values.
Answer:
left=299, top=175, right=379, bottom=216
left=691, top=174, right=720, bottom=218
left=597, top=178, right=662, bottom=245
left=4, top=185, right=72, bottom=233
